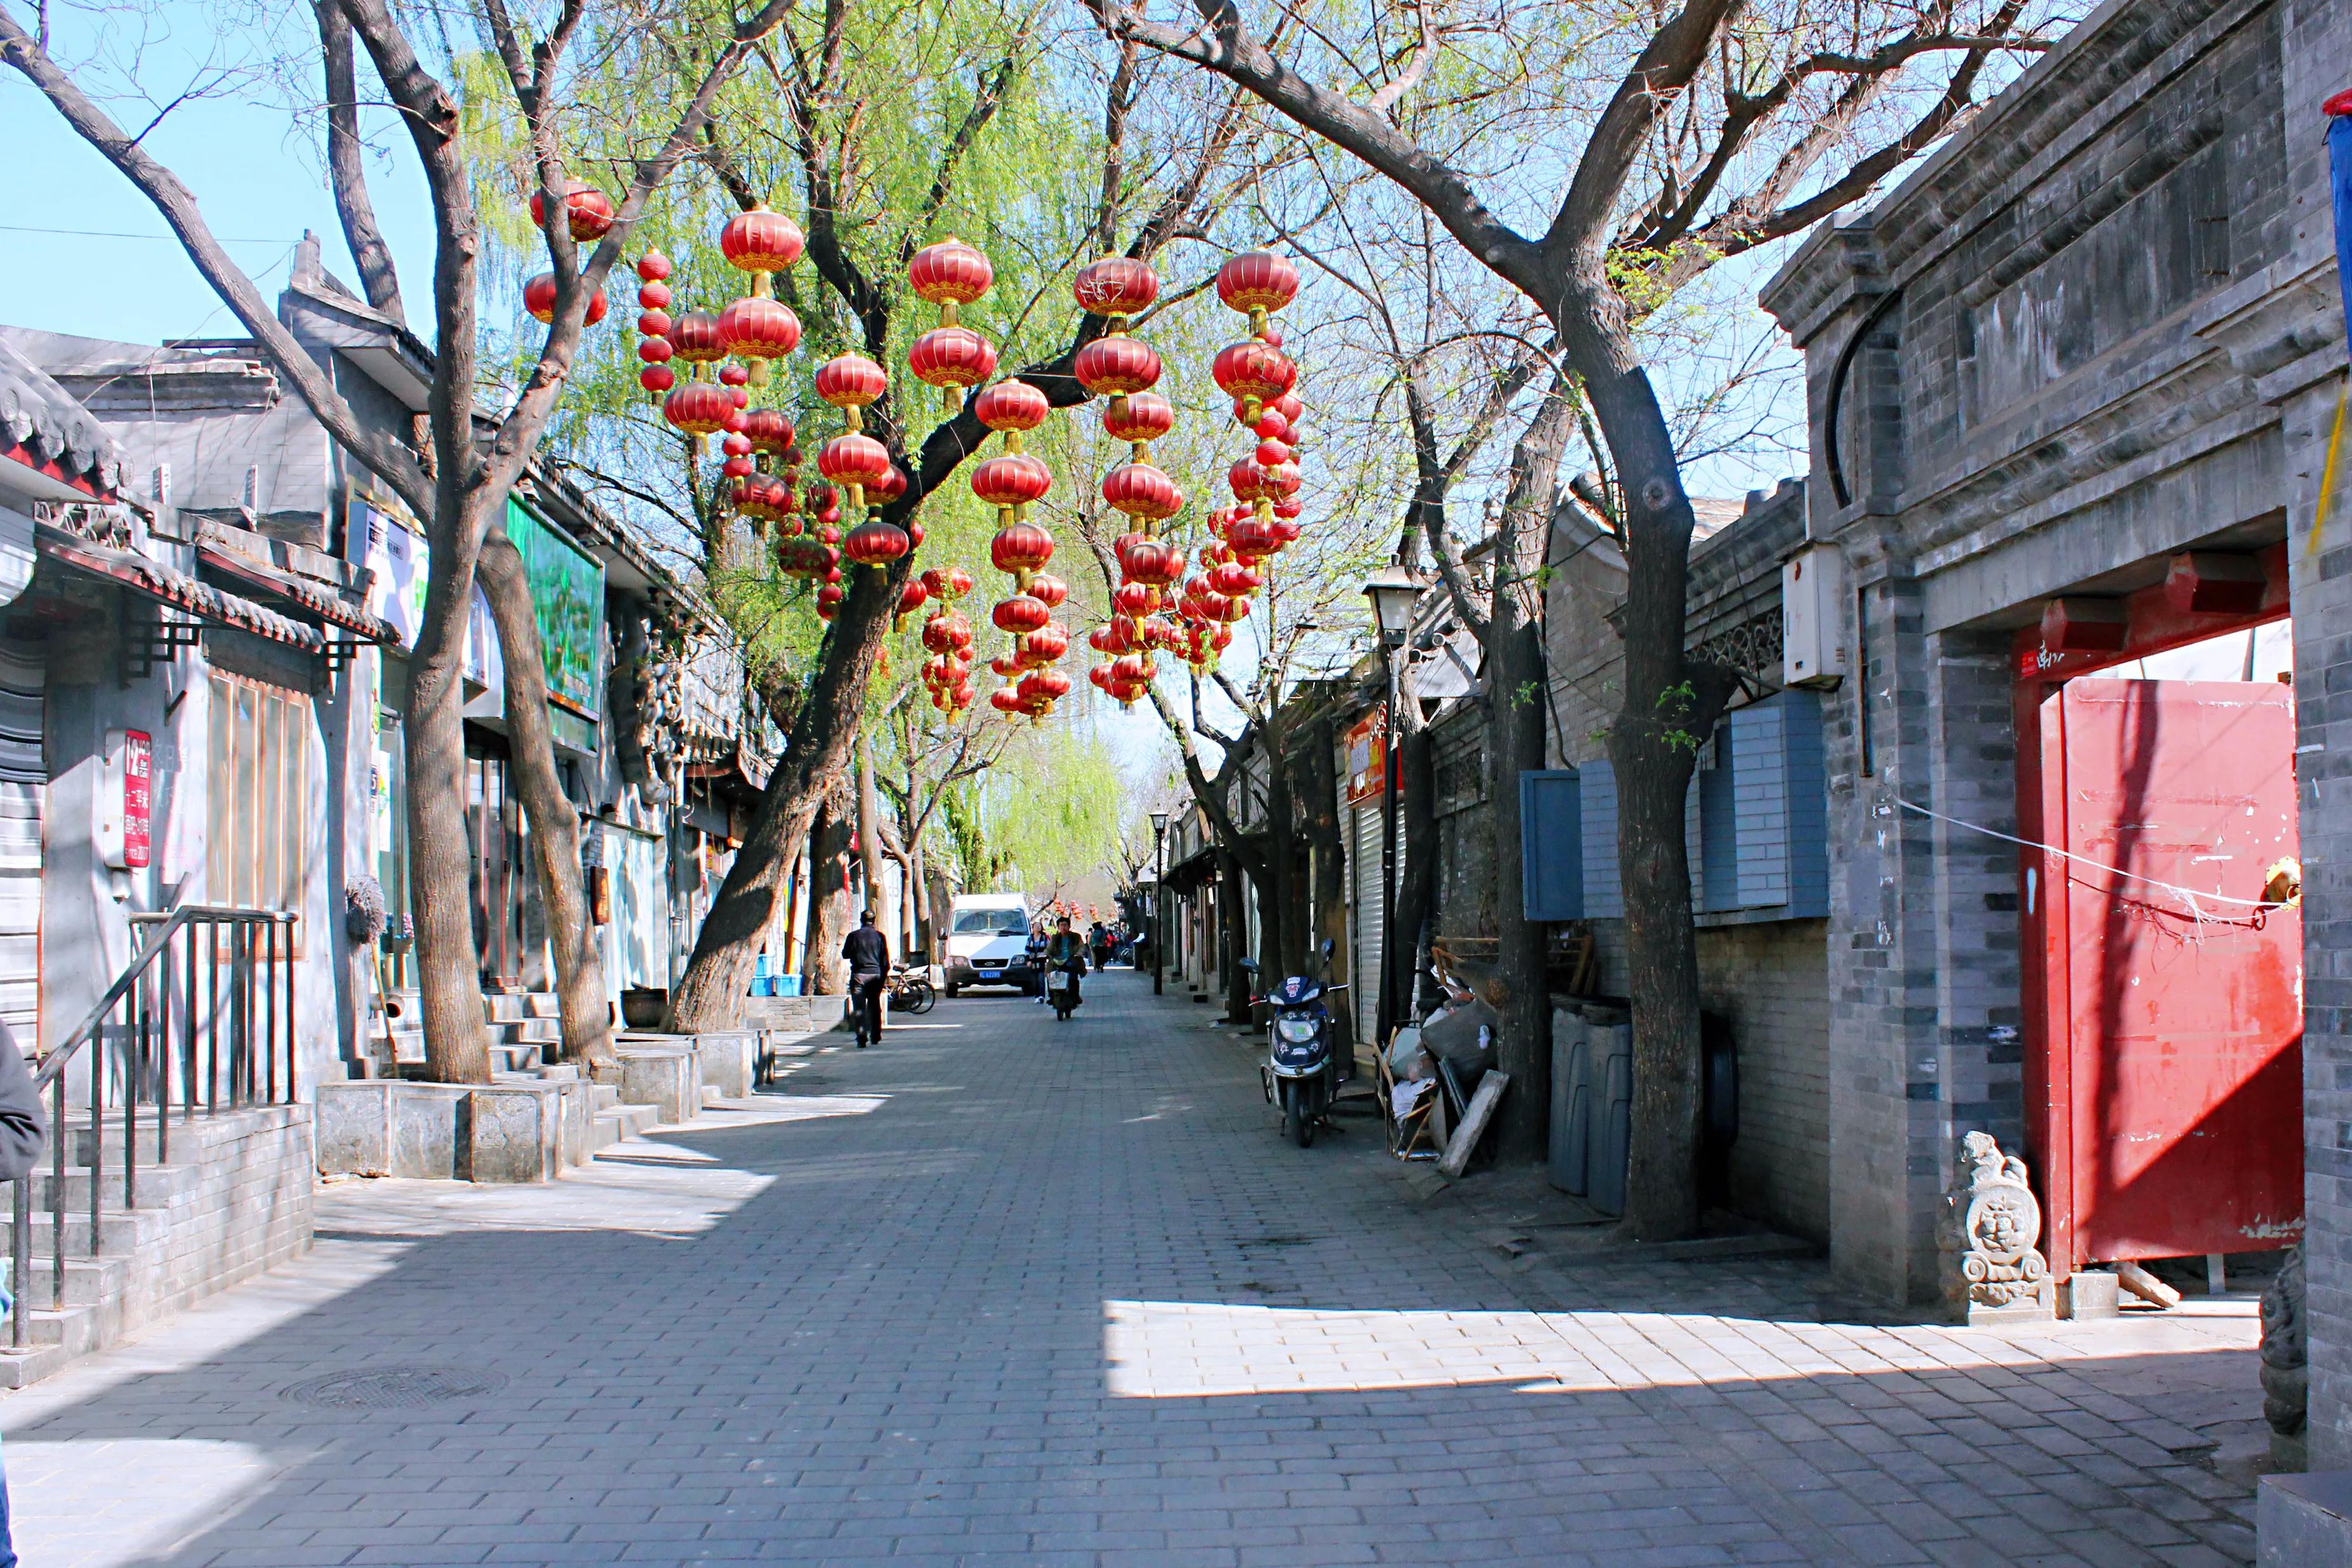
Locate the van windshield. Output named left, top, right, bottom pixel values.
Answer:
left=953, top=909, right=1029, bottom=935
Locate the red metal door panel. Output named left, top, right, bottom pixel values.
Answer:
left=2055, top=679, right=2302, bottom=1267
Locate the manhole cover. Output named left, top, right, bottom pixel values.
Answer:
left=280, top=1366, right=508, bottom=1411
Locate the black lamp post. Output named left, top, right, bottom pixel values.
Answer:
left=1362, top=563, right=1424, bottom=1044
left=1150, top=809, right=1169, bottom=995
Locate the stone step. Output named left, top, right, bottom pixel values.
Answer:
left=486, top=1043, right=542, bottom=1074
left=0, top=1339, right=83, bottom=1389
left=13, top=1250, right=137, bottom=1309
left=591, top=1084, right=619, bottom=1112
left=22, top=1161, right=205, bottom=1211
left=489, top=1017, right=562, bottom=1045
left=591, top=1102, right=659, bottom=1151
left=482, top=992, right=561, bottom=1023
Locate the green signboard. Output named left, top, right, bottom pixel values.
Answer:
left=504, top=498, right=605, bottom=718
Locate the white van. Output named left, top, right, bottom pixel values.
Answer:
left=943, top=893, right=1037, bottom=996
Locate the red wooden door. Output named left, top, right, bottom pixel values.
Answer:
left=2044, top=679, right=2302, bottom=1268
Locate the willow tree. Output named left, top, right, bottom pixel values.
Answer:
left=1100, top=0, right=2063, bottom=1234
left=0, top=0, right=817, bottom=1080
left=513, top=0, right=1273, bottom=1031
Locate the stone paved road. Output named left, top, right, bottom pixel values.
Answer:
left=3, top=970, right=2264, bottom=1566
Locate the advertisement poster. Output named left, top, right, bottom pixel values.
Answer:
left=504, top=498, right=605, bottom=717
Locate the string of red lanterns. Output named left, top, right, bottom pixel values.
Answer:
left=1070, top=258, right=1180, bottom=708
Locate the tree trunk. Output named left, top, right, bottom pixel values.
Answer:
left=1304, top=715, right=1346, bottom=978
left=405, top=494, right=493, bottom=1084
left=665, top=567, right=891, bottom=1029
left=1486, top=563, right=1553, bottom=1164
left=478, top=532, right=614, bottom=1070
left=1393, top=716, right=1437, bottom=1021
left=804, top=795, right=853, bottom=996
left=925, top=856, right=954, bottom=967
left=1218, top=848, right=1252, bottom=1023
left=855, top=735, right=885, bottom=929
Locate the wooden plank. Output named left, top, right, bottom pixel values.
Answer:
left=1438, top=1071, right=1510, bottom=1179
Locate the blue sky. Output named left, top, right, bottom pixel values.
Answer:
left=1, top=44, right=437, bottom=349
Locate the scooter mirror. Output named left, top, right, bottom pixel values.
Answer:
left=1320, top=938, right=1335, bottom=959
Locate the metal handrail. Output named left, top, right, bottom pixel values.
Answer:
left=9, top=905, right=297, bottom=1349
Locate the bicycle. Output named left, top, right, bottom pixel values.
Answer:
left=888, top=967, right=937, bottom=1015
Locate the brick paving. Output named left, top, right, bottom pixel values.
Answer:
left=1, top=970, right=2264, bottom=1565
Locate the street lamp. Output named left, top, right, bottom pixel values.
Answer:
left=1361, top=563, right=1425, bottom=1044
left=1150, top=809, right=1169, bottom=996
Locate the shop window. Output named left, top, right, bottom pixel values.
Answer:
left=208, top=670, right=309, bottom=921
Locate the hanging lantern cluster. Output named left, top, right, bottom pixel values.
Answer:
left=961, top=375, right=1066, bottom=722
left=1171, top=251, right=1303, bottom=670
left=522, top=179, right=615, bottom=332
left=814, top=353, right=911, bottom=601
left=907, top=239, right=998, bottom=415
left=1067, top=258, right=1180, bottom=706
left=914, top=566, right=979, bottom=714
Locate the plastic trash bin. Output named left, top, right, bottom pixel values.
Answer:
left=1549, top=1008, right=1590, bottom=1195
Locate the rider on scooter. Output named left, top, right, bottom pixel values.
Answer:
left=1045, top=915, right=1087, bottom=1011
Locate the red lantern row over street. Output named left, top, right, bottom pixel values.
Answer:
left=1070, top=257, right=1179, bottom=706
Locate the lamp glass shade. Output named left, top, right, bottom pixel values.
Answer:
left=1150, top=810, right=1169, bottom=835
left=1363, top=564, right=1424, bottom=645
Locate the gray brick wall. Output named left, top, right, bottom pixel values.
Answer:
left=1697, top=919, right=1831, bottom=1243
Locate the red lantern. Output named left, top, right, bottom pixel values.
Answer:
left=815, top=354, right=888, bottom=409
left=1020, top=668, right=1072, bottom=704
left=1104, top=392, right=1174, bottom=447
left=637, top=337, right=674, bottom=364
left=1273, top=499, right=1303, bottom=520
left=719, top=296, right=801, bottom=362
left=637, top=251, right=673, bottom=283
left=989, top=521, right=1056, bottom=574
left=844, top=518, right=911, bottom=565
left=1255, top=438, right=1293, bottom=467
left=1228, top=514, right=1281, bottom=559
left=637, top=309, right=673, bottom=338
left=816, top=583, right=844, bottom=619
left=1213, top=340, right=1296, bottom=401
left=663, top=382, right=735, bottom=436
left=524, top=274, right=607, bottom=326
left=530, top=179, right=613, bottom=242
left=1119, top=538, right=1182, bottom=587
left=720, top=365, right=751, bottom=391
left=908, top=239, right=993, bottom=309
left=1228, top=458, right=1275, bottom=502
left=1211, top=593, right=1251, bottom=624
left=868, top=464, right=908, bottom=505
left=721, top=207, right=806, bottom=274
left=974, top=381, right=1049, bottom=431
left=972, top=455, right=1053, bottom=510
left=1073, top=257, right=1160, bottom=317
left=818, top=433, right=892, bottom=489
left=1102, top=463, right=1181, bottom=522
left=1113, top=582, right=1154, bottom=618
left=1074, top=336, right=1162, bottom=397
left=909, top=327, right=997, bottom=407
left=669, top=313, right=726, bottom=363
left=922, top=611, right=973, bottom=654
left=1111, top=652, right=1155, bottom=685
left=742, top=409, right=796, bottom=454
left=1022, top=623, right=1070, bottom=665
left=1209, top=562, right=1260, bottom=597
left=637, top=280, right=672, bottom=312
left=992, top=595, right=1050, bottom=634
left=639, top=365, right=675, bottom=393
left=1216, top=250, right=1300, bottom=316
left=1028, top=572, right=1068, bottom=610
left=989, top=688, right=1024, bottom=715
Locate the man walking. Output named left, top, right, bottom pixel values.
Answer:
left=842, top=909, right=890, bottom=1049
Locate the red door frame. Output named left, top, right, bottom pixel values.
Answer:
left=2011, top=543, right=2291, bottom=1274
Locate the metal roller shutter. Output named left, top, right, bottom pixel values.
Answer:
left=0, top=647, right=42, bottom=1039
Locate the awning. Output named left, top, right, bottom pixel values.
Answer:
left=196, top=541, right=401, bottom=645
left=38, top=522, right=325, bottom=652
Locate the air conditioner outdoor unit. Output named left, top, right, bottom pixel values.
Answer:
left=1782, top=543, right=1847, bottom=689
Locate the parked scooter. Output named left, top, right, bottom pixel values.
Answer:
left=1258, top=940, right=1347, bottom=1147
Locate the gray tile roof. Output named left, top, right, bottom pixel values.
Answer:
left=0, top=336, right=124, bottom=498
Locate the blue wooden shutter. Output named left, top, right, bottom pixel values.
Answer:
left=1520, top=770, right=1584, bottom=920
left=1579, top=760, right=1623, bottom=919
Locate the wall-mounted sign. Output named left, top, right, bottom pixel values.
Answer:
left=98, top=727, right=152, bottom=870
left=1344, top=713, right=1388, bottom=804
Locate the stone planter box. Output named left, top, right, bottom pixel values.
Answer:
left=316, top=1079, right=585, bottom=1183
left=611, top=1039, right=701, bottom=1125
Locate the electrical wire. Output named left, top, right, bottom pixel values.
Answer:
left=1893, top=797, right=2280, bottom=914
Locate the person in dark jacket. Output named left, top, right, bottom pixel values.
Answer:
left=841, top=910, right=890, bottom=1048
left=0, top=1019, right=47, bottom=1568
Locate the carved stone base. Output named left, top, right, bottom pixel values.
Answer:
left=1938, top=1132, right=2055, bottom=1325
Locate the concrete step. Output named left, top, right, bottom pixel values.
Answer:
left=591, top=1084, right=619, bottom=1112
left=0, top=1339, right=83, bottom=1388
left=490, top=1017, right=562, bottom=1045
left=22, top=1161, right=205, bottom=1211
left=591, top=1102, right=659, bottom=1151
left=13, top=1251, right=137, bottom=1309
left=700, top=1084, right=724, bottom=1109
